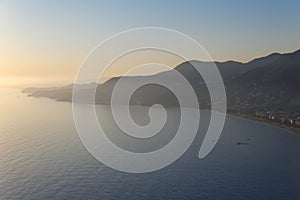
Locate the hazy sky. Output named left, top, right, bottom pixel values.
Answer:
left=0, top=0, right=299, bottom=85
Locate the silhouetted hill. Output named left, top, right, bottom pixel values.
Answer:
left=226, top=49, right=300, bottom=111
left=23, top=49, right=300, bottom=110
left=232, top=50, right=300, bottom=88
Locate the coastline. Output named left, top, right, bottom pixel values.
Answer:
left=229, top=112, right=300, bottom=137
left=20, top=88, right=300, bottom=137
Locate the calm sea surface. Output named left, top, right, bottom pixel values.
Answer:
left=0, top=88, right=299, bottom=200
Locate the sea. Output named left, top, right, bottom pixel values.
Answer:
left=0, top=88, right=299, bottom=200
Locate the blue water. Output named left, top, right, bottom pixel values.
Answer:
left=0, top=88, right=299, bottom=199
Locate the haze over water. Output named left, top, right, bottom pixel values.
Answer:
left=0, top=88, right=299, bottom=199
left=1, top=1, right=300, bottom=199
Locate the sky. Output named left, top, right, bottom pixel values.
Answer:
left=0, top=0, right=300, bottom=86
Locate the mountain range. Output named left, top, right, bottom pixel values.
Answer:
left=23, top=49, right=300, bottom=112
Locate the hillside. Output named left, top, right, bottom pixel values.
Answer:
left=23, top=49, right=300, bottom=111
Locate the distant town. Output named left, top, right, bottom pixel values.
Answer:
left=228, top=105, right=300, bottom=135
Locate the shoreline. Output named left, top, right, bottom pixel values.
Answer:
left=229, top=112, right=300, bottom=137
left=18, top=88, right=300, bottom=137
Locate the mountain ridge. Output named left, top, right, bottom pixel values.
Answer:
left=23, top=49, right=300, bottom=111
